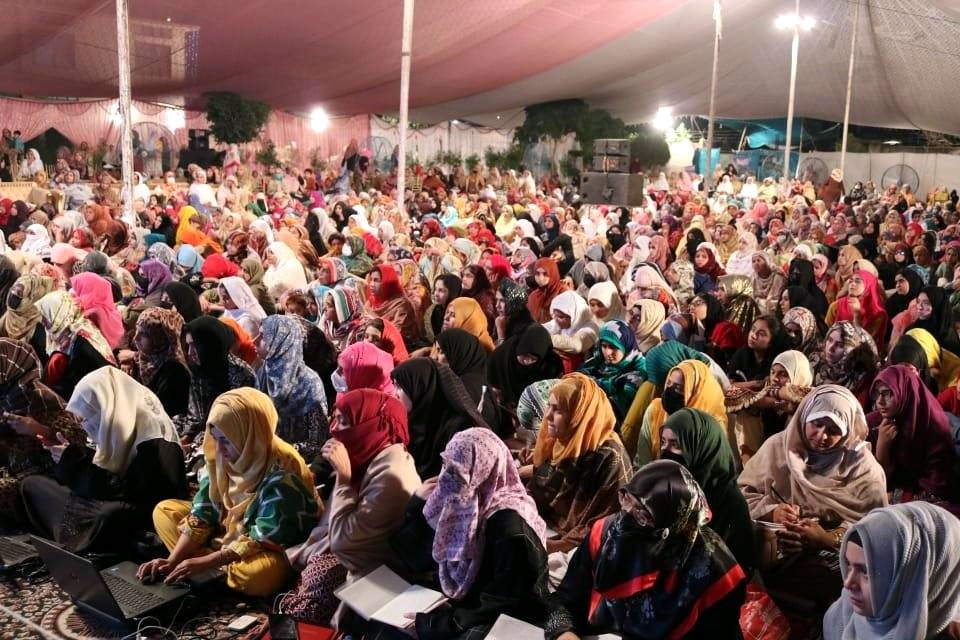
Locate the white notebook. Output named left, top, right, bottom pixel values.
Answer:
left=335, top=565, right=446, bottom=628
left=485, top=614, right=620, bottom=639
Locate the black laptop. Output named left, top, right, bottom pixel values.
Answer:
left=0, top=534, right=39, bottom=568
left=31, top=535, right=190, bottom=624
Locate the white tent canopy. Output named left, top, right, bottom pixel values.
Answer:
left=411, top=0, right=960, bottom=133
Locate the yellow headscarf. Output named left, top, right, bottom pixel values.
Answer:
left=906, top=328, right=960, bottom=390
left=447, top=297, right=495, bottom=351
left=203, top=388, right=320, bottom=545
left=533, top=373, right=619, bottom=465
left=175, top=205, right=199, bottom=245
left=646, top=359, right=728, bottom=457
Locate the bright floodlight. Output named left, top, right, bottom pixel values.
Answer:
left=652, top=107, right=673, bottom=131
left=884, top=139, right=901, bottom=145
left=775, top=13, right=815, bottom=30
left=310, top=107, right=329, bottom=132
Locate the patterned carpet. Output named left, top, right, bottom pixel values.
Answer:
left=0, top=567, right=266, bottom=640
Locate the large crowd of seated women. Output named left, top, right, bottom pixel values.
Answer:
left=1, top=159, right=960, bottom=639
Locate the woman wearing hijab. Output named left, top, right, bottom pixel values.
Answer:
left=124, top=258, right=173, bottom=330
left=264, top=241, right=309, bottom=299
left=823, top=502, right=960, bottom=640
left=256, top=315, right=329, bottom=462
left=625, top=299, right=664, bottom=356
left=160, top=281, right=202, bottom=323
left=578, top=320, right=646, bottom=421
left=20, top=367, right=187, bottom=552
left=460, top=265, right=497, bottom=331
left=340, top=235, right=374, bottom=278
left=546, top=460, right=747, bottom=639
left=727, top=314, right=788, bottom=383
left=496, top=277, right=534, bottom=342
left=826, top=270, right=889, bottom=351
left=527, top=258, right=564, bottom=323
left=381, top=428, right=547, bottom=639
left=141, top=389, right=319, bottom=597
left=442, top=297, right=495, bottom=352
left=0, top=273, right=54, bottom=364
left=905, top=327, right=960, bottom=393
left=281, top=389, right=421, bottom=624
left=127, top=307, right=190, bottom=418
left=69, top=272, right=124, bottom=349
left=787, top=258, right=829, bottom=317
left=526, top=373, right=632, bottom=553
left=335, top=340, right=395, bottom=399
left=21, top=224, right=52, bottom=260
left=366, top=264, right=421, bottom=348
left=321, top=287, right=363, bottom=352
left=634, top=359, right=728, bottom=467
left=726, top=231, right=758, bottom=276
left=885, top=268, right=924, bottom=344
left=487, top=323, right=564, bottom=414
left=240, top=257, right=277, bottom=315
left=751, top=251, right=788, bottom=315
left=738, top=385, right=888, bottom=610
left=867, top=365, right=957, bottom=503
left=173, top=316, right=256, bottom=442
left=0, top=339, right=87, bottom=523
left=782, top=306, right=822, bottom=363
left=218, top=275, right=266, bottom=340
left=423, top=274, right=461, bottom=344
left=543, top=291, right=598, bottom=370
left=909, top=286, right=960, bottom=355
left=657, top=409, right=756, bottom=573
left=434, top=328, right=500, bottom=426
left=814, top=321, right=880, bottom=407
left=691, top=241, right=724, bottom=295
left=586, top=280, right=625, bottom=327
left=718, top=274, right=760, bottom=341
left=36, top=290, right=117, bottom=398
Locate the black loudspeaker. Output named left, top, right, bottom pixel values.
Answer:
left=591, top=155, right=630, bottom=173
left=593, top=138, right=630, bottom=156
left=581, top=171, right=646, bottom=206
left=188, top=129, right=209, bottom=151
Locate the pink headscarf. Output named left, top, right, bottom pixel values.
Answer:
left=423, top=428, right=546, bottom=599
left=336, top=341, right=395, bottom=399
left=50, top=242, right=87, bottom=267
left=69, top=272, right=124, bottom=349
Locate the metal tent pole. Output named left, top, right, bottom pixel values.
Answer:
left=705, top=0, right=722, bottom=189
left=115, top=0, right=135, bottom=227
left=840, top=1, right=860, bottom=180
left=396, top=0, right=415, bottom=216
left=783, top=0, right=800, bottom=183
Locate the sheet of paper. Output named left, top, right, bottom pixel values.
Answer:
left=370, top=584, right=445, bottom=628
left=485, top=614, right=544, bottom=639
left=334, top=565, right=410, bottom=620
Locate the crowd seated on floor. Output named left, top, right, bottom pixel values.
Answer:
left=2, top=146, right=960, bottom=640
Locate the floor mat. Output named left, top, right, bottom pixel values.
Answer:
left=0, top=571, right=266, bottom=639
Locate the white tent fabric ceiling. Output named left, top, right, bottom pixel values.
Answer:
left=411, top=0, right=960, bottom=133
left=3, top=0, right=960, bottom=133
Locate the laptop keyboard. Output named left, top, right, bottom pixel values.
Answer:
left=102, top=572, right=167, bottom=611
left=0, top=538, right=36, bottom=565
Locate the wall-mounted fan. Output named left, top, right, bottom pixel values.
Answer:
left=795, top=157, right=828, bottom=185
left=881, top=164, right=920, bottom=192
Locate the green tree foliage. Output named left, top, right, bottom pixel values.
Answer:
left=626, top=123, right=671, bottom=169
left=205, top=92, right=271, bottom=144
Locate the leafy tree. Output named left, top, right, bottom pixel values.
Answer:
left=464, top=153, right=480, bottom=171
left=205, top=92, right=271, bottom=144
left=626, top=123, right=671, bottom=169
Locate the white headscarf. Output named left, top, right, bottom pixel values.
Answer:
left=263, top=241, right=308, bottom=296
left=824, top=502, right=960, bottom=640
left=0, top=229, right=7, bottom=253
left=66, top=366, right=179, bottom=474
left=20, top=148, right=44, bottom=178
left=220, top=275, right=267, bottom=340
left=21, top=224, right=52, bottom=259
left=132, top=171, right=151, bottom=204
left=771, top=350, right=813, bottom=387
left=544, top=290, right=597, bottom=337
left=311, top=208, right=337, bottom=241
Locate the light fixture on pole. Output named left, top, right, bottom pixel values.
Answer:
left=776, top=2, right=815, bottom=183
left=652, top=107, right=673, bottom=131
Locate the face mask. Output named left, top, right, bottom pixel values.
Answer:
left=331, top=369, right=348, bottom=393
left=661, top=387, right=685, bottom=415
left=166, top=176, right=175, bottom=184
left=159, top=299, right=174, bottom=310
left=342, top=244, right=353, bottom=257
left=6, top=292, right=21, bottom=310
left=659, top=449, right=686, bottom=466
left=133, top=271, right=150, bottom=292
